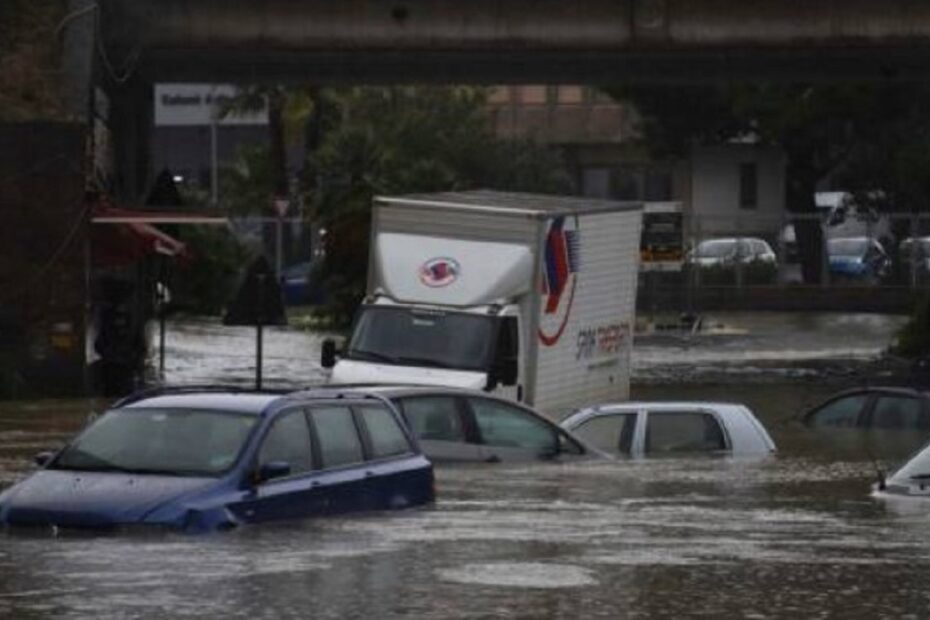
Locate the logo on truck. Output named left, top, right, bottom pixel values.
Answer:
left=539, top=216, right=580, bottom=346
left=419, top=257, right=460, bottom=287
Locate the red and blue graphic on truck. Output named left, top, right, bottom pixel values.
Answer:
left=539, top=216, right=580, bottom=346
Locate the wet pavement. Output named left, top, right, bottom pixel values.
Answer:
left=3, top=312, right=929, bottom=619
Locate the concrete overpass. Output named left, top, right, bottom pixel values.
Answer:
left=98, top=0, right=930, bottom=84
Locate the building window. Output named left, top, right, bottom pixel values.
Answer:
left=581, top=168, right=611, bottom=199
left=739, top=162, right=758, bottom=209
left=519, top=86, right=547, bottom=105
left=644, top=169, right=673, bottom=202
left=557, top=86, right=584, bottom=105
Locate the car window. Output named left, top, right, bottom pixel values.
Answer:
left=806, top=394, right=868, bottom=428
left=400, top=396, right=466, bottom=442
left=572, top=413, right=637, bottom=454
left=469, top=398, right=558, bottom=452
left=310, top=406, right=364, bottom=468
left=870, top=396, right=926, bottom=430
left=358, top=404, right=412, bottom=458
left=645, top=411, right=726, bottom=454
left=258, top=411, right=314, bottom=475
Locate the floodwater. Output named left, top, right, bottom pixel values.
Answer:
left=3, top=312, right=930, bottom=619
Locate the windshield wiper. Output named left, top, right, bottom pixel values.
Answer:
left=54, top=463, right=207, bottom=477
left=394, top=355, right=454, bottom=369
left=909, top=473, right=930, bottom=480
left=347, top=348, right=400, bottom=364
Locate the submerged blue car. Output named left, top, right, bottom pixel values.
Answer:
left=0, top=388, right=434, bottom=532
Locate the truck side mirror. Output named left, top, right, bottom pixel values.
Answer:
left=499, top=357, right=518, bottom=386
left=321, top=338, right=338, bottom=369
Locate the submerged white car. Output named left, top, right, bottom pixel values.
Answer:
left=560, top=402, right=776, bottom=457
left=875, top=441, right=930, bottom=499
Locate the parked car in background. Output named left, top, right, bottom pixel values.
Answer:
left=686, top=237, right=778, bottom=284
left=560, top=402, right=776, bottom=457
left=0, top=387, right=433, bottom=532
left=898, top=237, right=930, bottom=282
left=688, top=237, right=777, bottom=268
left=827, top=237, right=890, bottom=283
left=363, top=386, right=605, bottom=463
left=799, top=387, right=930, bottom=431
left=281, top=259, right=324, bottom=305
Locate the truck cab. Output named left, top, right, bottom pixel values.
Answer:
left=323, top=190, right=642, bottom=416
left=324, top=300, right=522, bottom=398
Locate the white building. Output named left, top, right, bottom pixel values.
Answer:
left=487, top=86, right=788, bottom=243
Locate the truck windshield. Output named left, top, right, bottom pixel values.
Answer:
left=347, top=306, right=497, bottom=371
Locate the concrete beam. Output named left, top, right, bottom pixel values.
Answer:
left=59, top=0, right=98, bottom=120
left=103, top=0, right=930, bottom=83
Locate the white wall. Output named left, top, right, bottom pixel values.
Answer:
left=689, top=144, right=786, bottom=237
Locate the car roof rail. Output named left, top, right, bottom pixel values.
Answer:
left=283, top=386, right=399, bottom=409
left=111, top=384, right=289, bottom=408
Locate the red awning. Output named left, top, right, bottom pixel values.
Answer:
left=91, top=204, right=197, bottom=267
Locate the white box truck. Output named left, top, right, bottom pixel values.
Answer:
left=322, top=190, right=642, bottom=416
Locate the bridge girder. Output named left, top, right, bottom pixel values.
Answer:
left=102, top=0, right=930, bottom=83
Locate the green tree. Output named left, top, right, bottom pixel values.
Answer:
left=308, top=86, right=572, bottom=324
left=0, top=0, right=67, bottom=121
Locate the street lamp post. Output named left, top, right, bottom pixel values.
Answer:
left=273, top=197, right=289, bottom=279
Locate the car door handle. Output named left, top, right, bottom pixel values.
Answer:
left=485, top=454, right=501, bottom=464
left=365, top=471, right=375, bottom=478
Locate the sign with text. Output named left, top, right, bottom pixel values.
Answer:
left=154, top=84, right=268, bottom=127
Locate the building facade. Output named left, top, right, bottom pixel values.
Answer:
left=486, top=85, right=787, bottom=243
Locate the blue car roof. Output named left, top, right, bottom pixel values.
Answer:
left=116, top=387, right=398, bottom=416
left=121, top=393, right=281, bottom=415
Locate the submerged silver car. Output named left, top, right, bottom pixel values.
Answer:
left=360, top=386, right=604, bottom=463
left=561, top=402, right=776, bottom=457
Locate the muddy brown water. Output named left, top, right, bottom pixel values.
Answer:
left=3, top=314, right=930, bottom=619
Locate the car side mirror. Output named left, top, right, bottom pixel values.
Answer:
left=321, top=338, right=338, bottom=369
left=486, top=357, right=518, bottom=391
left=34, top=451, right=53, bottom=467
left=255, top=461, right=291, bottom=484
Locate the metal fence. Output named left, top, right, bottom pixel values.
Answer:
left=648, top=210, right=930, bottom=286
left=639, top=210, right=930, bottom=314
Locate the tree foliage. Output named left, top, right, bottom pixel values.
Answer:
left=307, top=86, right=573, bottom=324
left=0, top=1, right=68, bottom=121
left=215, top=85, right=571, bottom=324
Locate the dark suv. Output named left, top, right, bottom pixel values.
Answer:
left=0, top=387, right=434, bottom=532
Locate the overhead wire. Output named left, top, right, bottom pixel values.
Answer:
left=93, top=3, right=141, bottom=84
left=54, top=1, right=142, bottom=85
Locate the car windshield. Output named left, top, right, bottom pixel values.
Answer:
left=52, top=408, right=259, bottom=476
left=828, top=239, right=869, bottom=257
left=347, top=306, right=497, bottom=371
left=695, top=240, right=736, bottom=258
